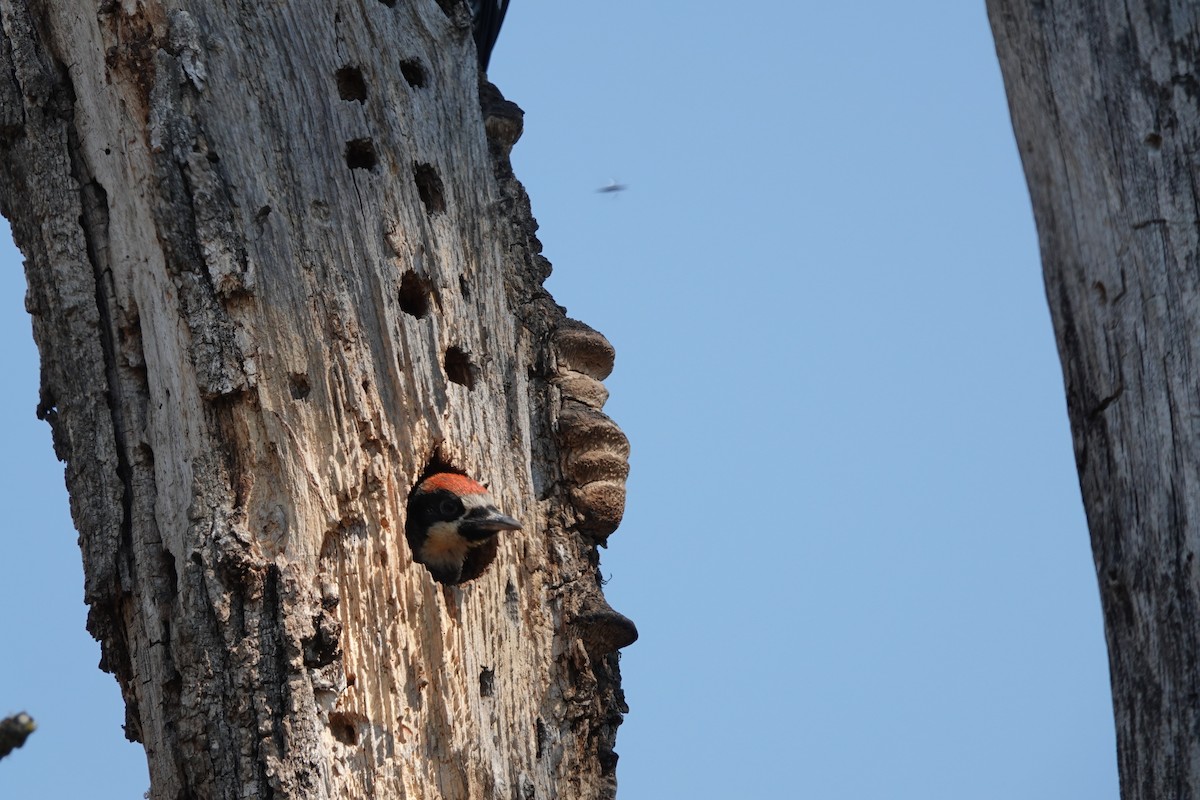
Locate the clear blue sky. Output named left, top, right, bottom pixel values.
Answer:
left=0, top=2, right=1118, bottom=798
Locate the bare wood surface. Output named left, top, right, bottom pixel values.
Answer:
left=0, top=1, right=634, bottom=797
left=989, top=3, right=1200, bottom=797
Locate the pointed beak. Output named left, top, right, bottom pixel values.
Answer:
left=460, top=511, right=522, bottom=537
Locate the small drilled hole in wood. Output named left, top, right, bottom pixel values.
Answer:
left=136, top=442, right=155, bottom=468
left=336, top=66, right=367, bottom=102
left=1144, top=132, right=1163, bottom=149
left=399, top=270, right=432, bottom=319
left=413, top=163, right=446, bottom=213
left=346, top=138, right=378, bottom=170
left=479, top=667, right=495, bottom=697
left=400, top=60, right=427, bottom=88
left=378, top=0, right=397, bottom=6
left=505, top=580, right=519, bottom=623
left=444, top=346, right=477, bottom=389
left=329, top=712, right=360, bottom=746
left=288, top=372, right=311, bottom=400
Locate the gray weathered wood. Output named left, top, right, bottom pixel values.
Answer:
left=988, top=3, right=1200, bottom=797
left=0, top=1, right=635, bottom=797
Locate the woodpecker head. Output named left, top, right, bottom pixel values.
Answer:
left=405, top=472, right=522, bottom=585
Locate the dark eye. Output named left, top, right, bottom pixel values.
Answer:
left=439, top=498, right=460, bottom=516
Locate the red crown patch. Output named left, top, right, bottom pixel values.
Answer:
left=419, top=472, right=488, bottom=496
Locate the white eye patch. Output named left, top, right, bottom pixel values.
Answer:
left=460, top=492, right=494, bottom=511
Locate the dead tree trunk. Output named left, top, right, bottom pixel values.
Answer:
left=988, top=3, right=1200, bottom=797
left=0, top=2, right=635, bottom=798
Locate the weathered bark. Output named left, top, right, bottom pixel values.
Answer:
left=0, top=2, right=634, bottom=798
left=989, top=3, right=1200, bottom=798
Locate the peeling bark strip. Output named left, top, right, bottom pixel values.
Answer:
left=989, top=3, right=1200, bottom=798
left=0, top=2, right=634, bottom=798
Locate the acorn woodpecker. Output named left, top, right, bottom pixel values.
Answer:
left=468, top=0, right=510, bottom=71
left=406, top=472, right=522, bottom=585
